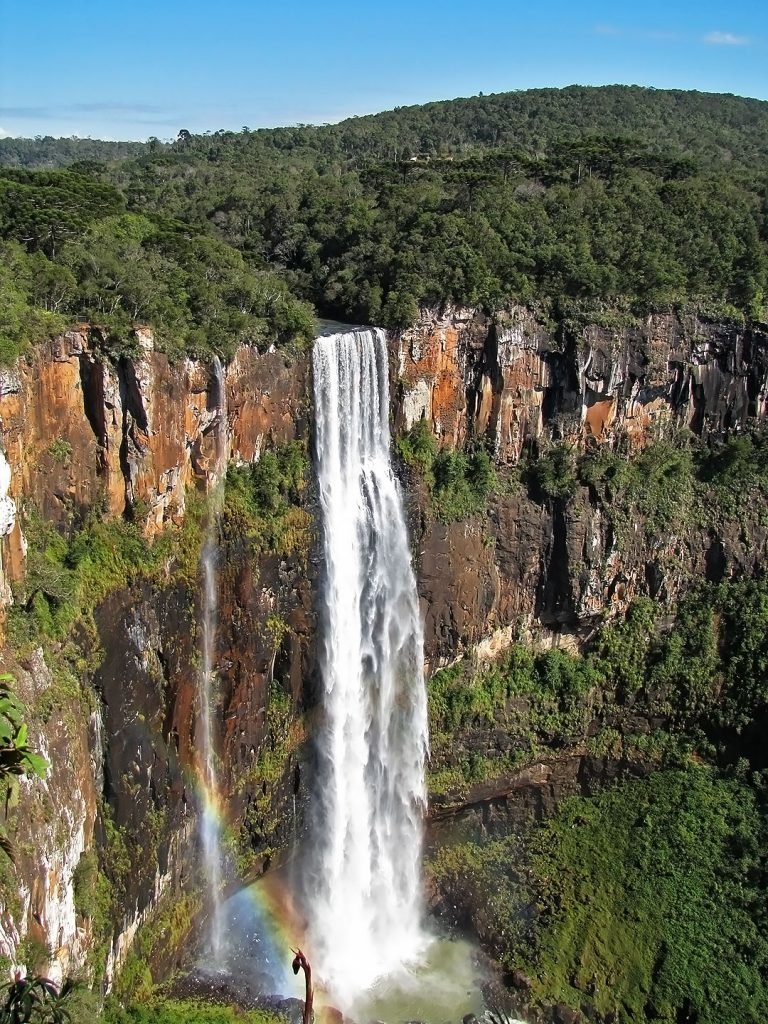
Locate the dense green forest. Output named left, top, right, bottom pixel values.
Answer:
left=0, top=137, right=153, bottom=170
left=1, top=85, right=767, bottom=365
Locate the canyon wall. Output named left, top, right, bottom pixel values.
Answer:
left=1, top=303, right=766, bottom=985
left=396, top=306, right=768, bottom=663
left=0, top=329, right=314, bottom=984
left=396, top=305, right=768, bottom=456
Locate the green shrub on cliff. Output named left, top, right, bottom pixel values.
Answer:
left=573, top=437, right=695, bottom=540
left=8, top=495, right=207, bottom=653
left=695, top=432, right=768, bottom=526
left=592, top=576, right=768, bottom=739
left=396, top=418, right=437, bottom=473
left=429, top=644, right=598, bottom=737
left=223, top=441, right=311, bottom=555
left=427, top=644, right=602, bottom=797
left=710, top=576, right=768, bottom=732
left=574, top=430, right=768, bottom=545
left=591, top=597, right=658, bottom=700
left=528, top=444, right=578, bottom=502
left=397, top=422, right=496, bottom=520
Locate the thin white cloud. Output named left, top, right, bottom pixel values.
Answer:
left=0, top=103, right=179, bottom=128
left=594, top=24, right=624, bottom=36
left=703, top=31, right=750, bottom=45
left=0, top=126, right=8, bottom=138
left=593, top=24, right=681, bottom=42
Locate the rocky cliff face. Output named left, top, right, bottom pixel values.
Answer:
left=397, top=305, right=768, bottom=457
left=0, top=327, right=307, bottom=557
left=398, top=306, right=768, bottom=664
left=0, top=329, right=314, bottom=985
left=415, top=482, right=768, bottom=667
left=0, top=648, right=99, bottom=985
left=1, top=304, right=766, bottom=987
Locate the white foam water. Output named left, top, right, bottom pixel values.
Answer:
left=198, top=355, right=228, bottom=965
left=308, top=328, right=429, bottom=1008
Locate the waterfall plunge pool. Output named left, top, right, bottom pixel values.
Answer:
left=191, top=873, right=492, bottom=1024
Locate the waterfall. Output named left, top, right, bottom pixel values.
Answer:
left=308, top=328, right=429, bottom=1007
left=198, top=356, right=228, bottom=965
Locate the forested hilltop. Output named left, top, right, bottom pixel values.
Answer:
left=4, top=85, right=768, bottom=169
left=1, top=85, right=767, bottom=365
left=0, top=137, right=150, bottom=171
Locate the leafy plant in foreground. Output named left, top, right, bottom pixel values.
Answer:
left=0, top=675, right=47, bottom=860
left=0, top=974, right=75, bottom=1024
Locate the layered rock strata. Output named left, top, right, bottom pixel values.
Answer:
left=396, top=305, right=768, bottom=458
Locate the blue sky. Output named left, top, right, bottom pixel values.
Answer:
left=1, top=0, right=766, bottom=140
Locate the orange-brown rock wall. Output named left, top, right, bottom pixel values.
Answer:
left=0, top=330, right=309, bottom=589
left=0, top=328, right=312, bottom=982
left=396, top=306, right=768, bottom=461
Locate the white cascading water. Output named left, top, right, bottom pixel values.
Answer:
left=308, top=328, right=429, bottom=1008
left=198, top=356, right=229, bottom=965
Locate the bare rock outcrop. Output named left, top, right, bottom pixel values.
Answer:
left=397, top=305, right=768, bottom=459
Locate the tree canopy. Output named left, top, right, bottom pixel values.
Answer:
left=1, top=85, right=766, bottom=363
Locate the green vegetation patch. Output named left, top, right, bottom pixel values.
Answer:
left=112, top=893, right=201, bottom=1003
left=428, top=565, right=768, bottom=797
left=233, top=680, right=305, bottom=874
left=405, top=424, right=768, bottom=543
left=223, top=440, right=311, bottom=555
left=431, top=766, right=768, bottom=1024
left=0, top=172, right=315, bottom=366
left=7, top=494, right=206, bottom=654
left=528, top=766, right=768, bottom=1022
left=518, top=430, right=768, bottom=554
left=103, top=1000, right=285, bottom=1024
left=398, top=420, right=497, bottom=521
left=429, top=646, right=597, bottom=735
left=526, top=435, right=696, bottom=534
left=427, top=646, right=603, bottom=798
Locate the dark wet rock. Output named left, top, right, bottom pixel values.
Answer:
left=553, top=1003, right=581, bottom=1024
left=510, top=970, right=533, bottom=991
left=275, top=998, right=307, bottom=1024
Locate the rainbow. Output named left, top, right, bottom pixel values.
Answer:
left=187, top=755, right=320, bottom=1004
